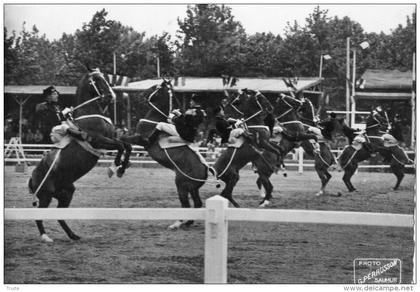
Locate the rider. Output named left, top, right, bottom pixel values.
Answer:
left=365, top=105, right=389, bottom=136
left=35, top=86, right=63, bottom=143
left=213, top=105, right=238, bottom=144
left=147, top=93, right=206, bottom=145
left=35, top=86, right=88, bottom=143
left=318, top=112, right=337, bottom=141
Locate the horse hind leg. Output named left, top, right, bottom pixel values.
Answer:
left=57, top=186, right=80, bottom=240
left=342, top=164, right=357, bottom=192
left=390, top=162, right=405, bottom=190
left=183, top=188, right=203, bottom=228
left=168, top=184, right=191, bottom=230
left=258, top=174, right=273, bottom=208
left=220, top=170, right=241, bottom=208
left=36, top=193, right=53, bottom=242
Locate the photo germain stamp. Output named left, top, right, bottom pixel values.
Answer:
left=354, top=258, right=402, bottom=284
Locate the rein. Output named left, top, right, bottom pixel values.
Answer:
left=31, top=149, right=62, bottom=207
left=147, top=86, right=169, bottom=119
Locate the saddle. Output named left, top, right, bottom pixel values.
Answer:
left=158, top=134, right=190, bottom=149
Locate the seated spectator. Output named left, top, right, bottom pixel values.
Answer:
left=33, top=129, right=44, bottom=144
left=24, top=128, right=35, bottom=144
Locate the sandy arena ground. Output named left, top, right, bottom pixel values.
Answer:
left=4, top=165, right=415, bottom=284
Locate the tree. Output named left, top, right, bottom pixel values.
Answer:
left=175, top=4, right=247, bottom=76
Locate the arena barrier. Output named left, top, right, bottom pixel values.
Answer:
left=4, top=144, right=415, bottom=171
left=5, top=195, right=413, bottom=283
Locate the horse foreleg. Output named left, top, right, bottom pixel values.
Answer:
left=116, top=139, right=132, bottom=177
left=36, top=194, right=53, bottom=242
left=390, top=162, right=405, bottom=190
left=90, top=135, right=125, bottom=178
left=57, top=187, right=80, bottom=240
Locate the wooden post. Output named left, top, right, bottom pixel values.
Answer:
left=351, top=49, right=357, bottom=127
left=298, top=147, right=304, bottom=174
left=204, top=195, right=228, bottom=284
left=412, top=53, right=416, bottom=149
left=319, top=54, right=323, bottom=78
left=346, top=37, right=351, bottom=123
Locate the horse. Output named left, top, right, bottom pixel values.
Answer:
left=338, top=120, right=413, bottom=192
left=28, top=66, right=132, bottom=242
left=296, top=97, right=340, bottom=196
left=254, top=94, right=331, bottom=205
left=209, top=89, right=289, bottom=208
left=121, top=80, right=208, bottom=229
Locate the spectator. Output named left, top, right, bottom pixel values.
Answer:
left=34, top=129, right=44, bottom=144
left=24, top=128, right=35, bottom=144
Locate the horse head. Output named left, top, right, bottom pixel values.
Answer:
left=297, top=97, right=318, bottom=125
left=142, top=79, right=174, bottom=121
left=273, top=94, right=302, bottom=122
left=229, top=89, right=270, bottom=124
left=75, top=66, right=116, bottom=115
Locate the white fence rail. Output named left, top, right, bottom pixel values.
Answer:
left=5, top=196, right=413, bottom=283
left=4, top=144, right=415, bottom=171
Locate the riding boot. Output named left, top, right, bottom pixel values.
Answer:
left=67, top=128, right=89, bottom=141
left=146, top=130, right=161, bottom=146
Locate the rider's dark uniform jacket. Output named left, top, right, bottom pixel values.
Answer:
left=318, top=118, right=336, bottom=140
left=215, top=115, right=236, bottom=144
left=366, top=111, right=387, bottom=135
left=35, top=101, right=64, bottom=142
left=173, top=106, right=205, bottom=143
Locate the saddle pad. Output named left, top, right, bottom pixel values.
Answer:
left=52, top=135, right=73, bottom=149
left=159, top=135, right=190, bottom=149
left=382, top=134, right=399, bottom=147
left=351, top=142, right=363, bottom=151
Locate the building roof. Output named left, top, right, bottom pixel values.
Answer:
left=5, top=85, right=77, bottom=95
left=113, top=76, right=323, bottom=93
left=358, top=69, right=413, bottom=91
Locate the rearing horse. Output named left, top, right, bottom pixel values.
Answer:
left=28, top=66, right=132, bottom=242
left=121, top=80, right=208, bottom=229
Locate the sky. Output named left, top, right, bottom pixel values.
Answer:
left=3, top=3, right=416, bottom=41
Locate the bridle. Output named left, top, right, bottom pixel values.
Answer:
left=275, top=94, right=302, bottom=121
left=230, top=90, right=267, bottom=123
left=74, top=71, right=115, bottom=115
left=146, top=82, right=173, bottom=119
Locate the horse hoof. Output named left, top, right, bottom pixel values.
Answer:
left=168, top=220, right=183, bottom=230
left=40, top=234, right=54, bottom=243
left=116, top=166, right=125, bottom=178
left=316, top=191, right=324, bottom=197
left=336, top=192, right=343, bottom=197
left=258, top=200, right=270, bottom=208
left=283, top=173, right=287, bottom=177
left=107, top=167, right=114, bottom=178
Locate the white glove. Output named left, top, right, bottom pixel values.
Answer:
left=62, top=107, right=72, bottom=116
left=234, top=120, right=243, bottom=128
left=172, top=109, right=182, bottom=117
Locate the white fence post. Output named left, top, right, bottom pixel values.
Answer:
left=298, top=147, right=304, bottom=174
left=204, top=195, right=228, bottom=284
